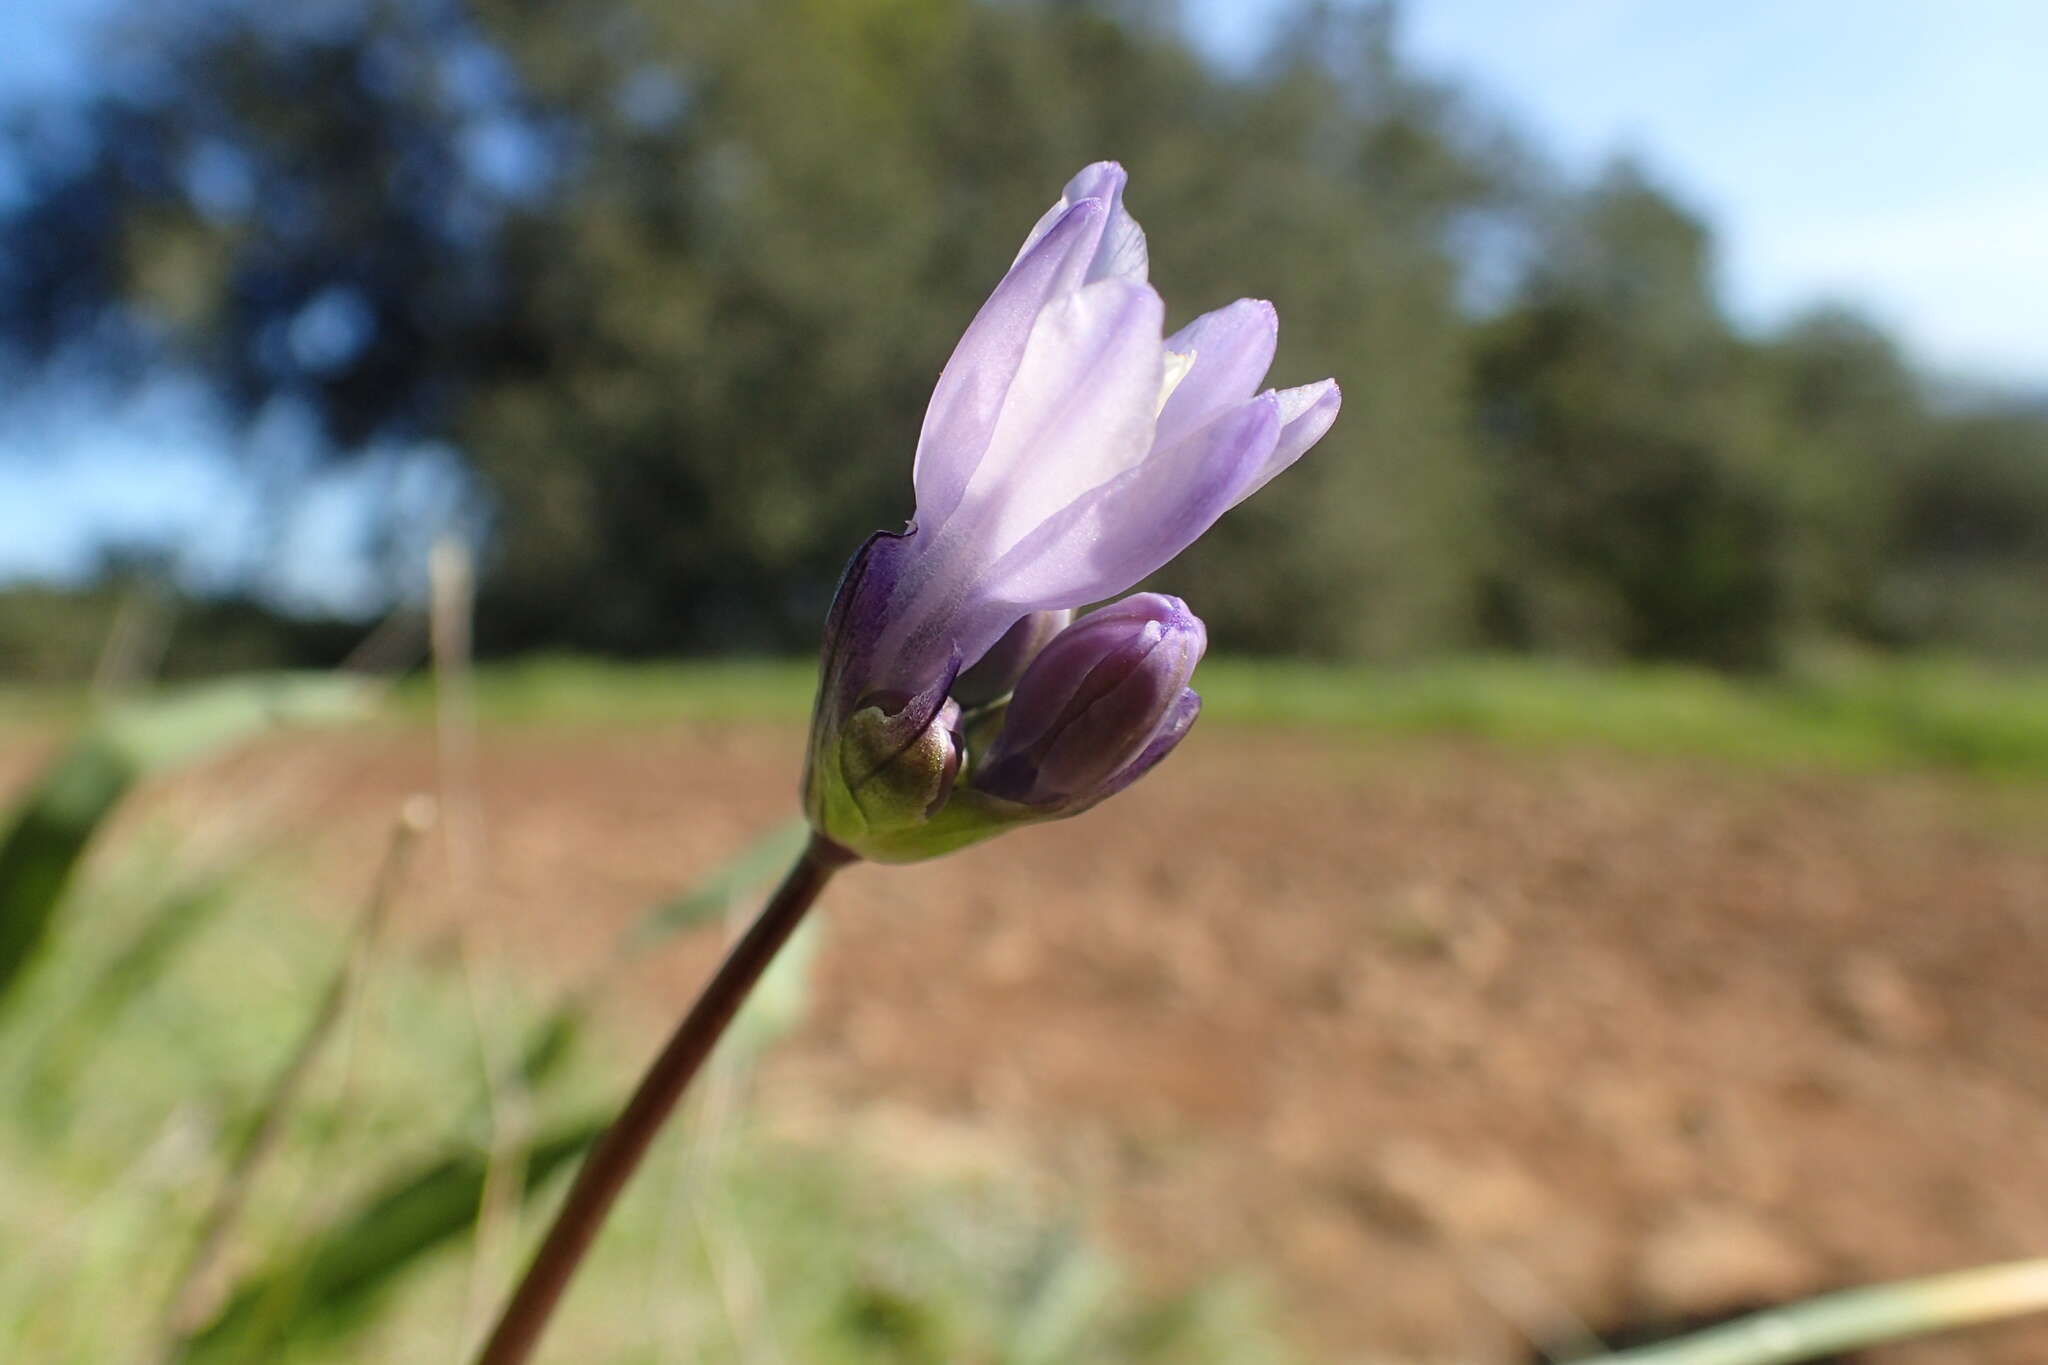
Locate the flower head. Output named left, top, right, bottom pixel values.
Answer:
left=804, top=162, right=1339, bottom=862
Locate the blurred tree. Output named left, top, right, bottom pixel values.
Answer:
left=1158, top=3, right=1509, bottom=657
left=4, top=0, right=2047, bottom=668
left=1756, top=307, right=1928, bottom=643
left=1882, top=409, right=2048, bottom=658
left=1473, top=161, right=1786, bottom=668
left=0, top=0, right=550, bottom=445
left=450, top=0, right=1511, bottom=655
left=0, top=0, right=1513, bottom=658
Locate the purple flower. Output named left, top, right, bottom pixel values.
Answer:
left=805, top=162, right=1339, bottom=861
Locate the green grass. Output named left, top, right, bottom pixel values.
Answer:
left=429, top=655, right=822, bottom=726
left=10, top=652, right=2048, bottom=778
left=396, top=652, right=2048, bottom=778
left=5, top=658, right=2043, bottom=1361
left=0, top=684, right=89, bottom=732
left=0, top=795, right=1290, bottom=1365
left=1199, top=653, right=2048, bottom=776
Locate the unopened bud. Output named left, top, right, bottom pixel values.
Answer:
left=973, top=594, right=1205, bottom=810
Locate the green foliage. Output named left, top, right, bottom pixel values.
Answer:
left=1200, top=653, right=2048, bottom=777
left=0, top=713, right=1288, bottom=1363
left=1755, top=309, right=1924, bottom=637
left=447, top=0, right=1509, bottom=659
left=0, top=674, right=370, bottom=1007
left=408, top=654, right=821, bottom=726
left=0, top=883, right=1291, bottom=1364
left=0, top=585, right=370, bottom=685
left=14, top=881, right=232, bottom=1119
left=427, top=653, right=2048, bottom=779
left=1472, top=162, right=1787, bottom=668
left=11, top=0, right=2048, bottom=673
left=1881, top=410, right=2048, bottom=657
left=623, top=818, right=811, bottom=953
left=182, top=1121, right=606, bottom=1362
left=0, top=738, right=132, bottom=1005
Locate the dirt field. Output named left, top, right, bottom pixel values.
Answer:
left=40, top=718, right=2048, bottom=1363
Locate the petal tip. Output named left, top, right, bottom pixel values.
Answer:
left=1070, top=160, right=1127, bottom=189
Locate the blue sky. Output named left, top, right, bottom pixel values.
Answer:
left=1192, top=0, right=2048, bottom=386
left=5, top=0, right=2048, bottom=605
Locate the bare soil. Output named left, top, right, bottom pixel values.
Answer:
left=28, top=720, right=2048, bottom=1362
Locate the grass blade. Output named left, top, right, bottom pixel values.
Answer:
left=0, top=673, right=372, bottom=1011
left=14, top=880, right=234, bottom=1124
left=180, top=1120, right=606, bottom=1363
left=0, top=738, right=135, bottom=1006
left=1576, top=1258, right=2048, bottom=1365
left=149, top=803, right=431, bottom=1364
left=618, top=819, right=810, bottom=957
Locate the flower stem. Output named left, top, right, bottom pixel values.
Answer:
left=471, top=833, right=854, bottom=1365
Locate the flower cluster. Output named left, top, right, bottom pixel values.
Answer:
left=804, top=163, right=1339, bottom=862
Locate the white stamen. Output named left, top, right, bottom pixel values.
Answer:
left=1158, top=348, right=1196, bottom=415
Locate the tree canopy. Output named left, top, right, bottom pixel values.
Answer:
left=5, top=0, right=2046, bottom=669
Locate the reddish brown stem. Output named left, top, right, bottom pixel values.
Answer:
left=472, top=833, right=853, bottom=1365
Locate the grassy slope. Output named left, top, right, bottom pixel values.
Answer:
left=405, top=654, right=2048, bottom=779
left=0, top=848, right=1289, bottom=1364
left=5, top=653, right=2047, bottom=777
left=5, top=655, right=2042, bottom=1360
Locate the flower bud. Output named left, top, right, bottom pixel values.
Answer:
left=973, top=594, right=1205, bottom=810
left=802, top=541, right=1207, bottom=862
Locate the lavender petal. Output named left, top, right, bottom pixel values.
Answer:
left=1012, top=161, right=1147, bottom=285
left=1155, top=298, right=1278, bottom=451
left=970, top=391, right=1282, bottom=614
left=913, top=197, right=1109, bottom=531
left=948, top=277, right=1166, bottom=556
left=1233, top=378, right=1341, bottom=507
